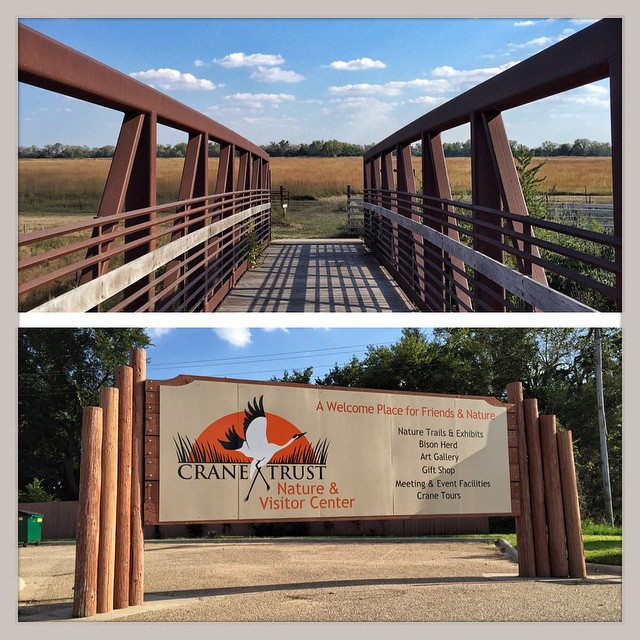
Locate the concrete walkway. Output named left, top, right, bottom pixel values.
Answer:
left=216, top=239, right=416, bottom=312
left=17, top=538, right=622, bottom=624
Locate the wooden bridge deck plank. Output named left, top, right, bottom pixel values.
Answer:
left=216, top=239, right=416, bottom=312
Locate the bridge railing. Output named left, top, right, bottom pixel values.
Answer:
left=363, top=189, right=618, bottom=312
left=18, top=23, right=271, bottom=312
left=19, top=189, right=271, bottom=312
left=363, top=18, right=622, bottom=312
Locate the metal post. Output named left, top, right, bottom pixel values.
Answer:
left=594, top=328, right=614, bottom=525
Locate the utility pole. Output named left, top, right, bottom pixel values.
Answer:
left=594, top=328, right=614, bottom=525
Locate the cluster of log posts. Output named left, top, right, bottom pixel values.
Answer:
left=507, top=382, right=587, bottom=578
left=72, top=349, right=146, bottom=618
left=71, top=370, right=586, bottom=618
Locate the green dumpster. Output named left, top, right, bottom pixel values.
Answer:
left=18, top=511, right=44, bottom=547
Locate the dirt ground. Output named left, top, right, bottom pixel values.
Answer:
left=16, top=537, right=622, bottom=625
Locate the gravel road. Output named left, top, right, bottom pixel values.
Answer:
left=17, top=537, right=622, bottom=624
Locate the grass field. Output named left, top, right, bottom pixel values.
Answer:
left=18, top=155, right=613, bottom=219
left=493, top=519, right=622, bottom=566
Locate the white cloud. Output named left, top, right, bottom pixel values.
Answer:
left=250, top=66, right=305, bottom=83
left=329, top=57, right=386, bottom=71
left=331, top=96, right=395, bottom=114
left=223, top=92, right=295, bottom=109
left=527, top=36, right=553, bottom=47
left=388, top=78, right=449, bottom=92
left=513, top=20, right=536, bottom=27
left=215, top=52, right=285, bottom=68
left=146, top=328, right=174, bottom=340
left=129, top=68, right=217, bottom=90
left=328, top=83, right=403, bottom=96
left=545, top=83, right=609, bottom=108
left=428, top=62, right=520, bottom=92
left=432, top=62, right=518, bottom=81
left=505, top=34, right=561, bottom=53
left=583, top=84, right=609, bottom=97
left=213, top=328, right=252, bottom=347
left=406, top=96, right=444, bottom=106
left=328, top=78, right=449, bottom=97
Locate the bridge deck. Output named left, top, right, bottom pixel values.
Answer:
left=216, top=239, right=416, bottom=312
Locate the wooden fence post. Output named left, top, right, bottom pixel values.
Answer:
left=72, top=407, right=103, bottom=618
left=506, top=382, right=536, bottom=577
left=523, top=398, right=550, bottom=577
left=129, top=348, right=146, bottom=605
left=97, top=387, right=119, bottom=614
left=539, top=415, right=569, bottom=577
left=114, top=366, right=133, bottom=609
left=557, top=430, right=587, bottom=578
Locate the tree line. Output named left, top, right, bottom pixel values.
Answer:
left=18, top=327, right=621, bottom=525
left=273, top=327, right=621, bottom=524
left=18, top=137, right=611, bottom=159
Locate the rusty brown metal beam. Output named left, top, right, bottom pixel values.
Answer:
left=216, top=144, right=235, bottom=195
left=122, top=111, right=157, bottom=310
left=471, top=111, right=506, bottom=311
left=365, top=19, right=621, bottom=157
left=482, top=113, right=548, bottom=307
left=159, top=132, right=209, bottom=306
left=363, top=19, right=622, bottom=311
left=422, top=132, right=472, bottom=311
left=18, top=23, right=269, bottom=160
left=78, top=113, right=147, bottom=285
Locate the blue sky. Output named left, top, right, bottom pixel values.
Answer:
left=144, top=327, right=413, bottom=382
left=18, top=17, right=611, bottom=149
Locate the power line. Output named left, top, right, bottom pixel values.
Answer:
left=145, top=341, right=396, bottom=371
left=18, top=341, right=399, bottom=378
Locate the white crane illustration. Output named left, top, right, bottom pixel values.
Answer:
left=217, top=396, right=306, bottom=501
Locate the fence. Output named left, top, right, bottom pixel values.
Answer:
left=346, top=185, right=364, bottom=235
left=545, top=203, right=614, bottom=230
left=17, top=500, right=489, bottom=541
left=363, top=18, right=621, bottom=312
left=18, top=23, right=271, bottom=313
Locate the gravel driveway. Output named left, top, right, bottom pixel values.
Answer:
left=17, top=537, right=622, bottom=623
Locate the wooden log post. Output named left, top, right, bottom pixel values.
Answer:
left=506, top=382, right=536, bottom=577
left=557, top=430, right=587, bottom=578
left=523, top=398, right=551, bottom=577
left=129, top=348, right=146, bottom=605
left=539, top=415, right=569, bottom=577
left=97, top=387, right=119, bottom=614
left=114, top=365, right=133, bottom=609
left=72, top=407, right=103, bottom=618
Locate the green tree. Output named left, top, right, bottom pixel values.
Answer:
left=551, top=328, right=622, bottom=522
left=18, top=328, right=151, bottom=501
left=271, top=367, right=314, bottom=384
left=18, top=478, right=58, bottom=503
left=512, top=144, right=548, bottom=217
left=317, top=356, right=365, bottom=388
left=312, top=327, right=621, bottom=522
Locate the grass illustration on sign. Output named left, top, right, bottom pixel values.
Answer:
left=173, top=395, right=330, bottom=500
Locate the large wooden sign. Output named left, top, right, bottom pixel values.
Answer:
left=144, top=377, right=515, bottom=524
left=72, top=353, right=585, bottom=619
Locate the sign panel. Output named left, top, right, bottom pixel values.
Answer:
left=158, top=379, right=511, bottom=522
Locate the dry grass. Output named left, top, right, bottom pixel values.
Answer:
left=18, top=155, right=612, bottom=221
left=270, top=156, right=612, bottom=198
left=421, top=156, right=612, bottom=197
left=270, top=157, right=362, bottom=198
